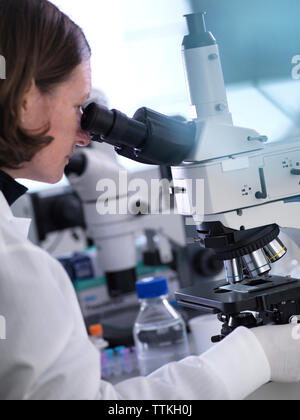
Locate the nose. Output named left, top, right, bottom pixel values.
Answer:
left=76, top=128, right=91, bottom=147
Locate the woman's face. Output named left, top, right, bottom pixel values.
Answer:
left=19, top=61, right=92, bottom=183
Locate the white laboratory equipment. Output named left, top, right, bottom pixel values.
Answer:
left=79, top=11, right=300, bottom=399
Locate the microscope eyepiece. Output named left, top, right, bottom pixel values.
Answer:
left=81, top=102, right=148, bottom=150
left=81, top=102, right=115, bottom=138
left=81, top=102, right=196, bottom=166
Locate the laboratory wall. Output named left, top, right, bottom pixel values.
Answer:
left=52, top=0, right=192, bottom=118
left=191, top=0, right=300, bottom=83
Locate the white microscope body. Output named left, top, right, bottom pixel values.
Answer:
left=172, top=13, right=300, bottom=233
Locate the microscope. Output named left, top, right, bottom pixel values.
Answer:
left=65, top=147, right=187, bottom=298
left=79, top=12, right=300, bottom=341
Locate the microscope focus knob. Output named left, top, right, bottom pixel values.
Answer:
left=193, top=249, right=223, bottom=278
left=50, top=194, right=85, bottom=229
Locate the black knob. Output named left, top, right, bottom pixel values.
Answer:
left=211, top=335, right=224, bottom=343
left=50, top=195, right=85, bottom=229
left=193, top=249, right=224, bottom=277
left=65, top=154, right=87, bottom=177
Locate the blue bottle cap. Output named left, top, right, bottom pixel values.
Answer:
left=105, top=349, right=114, bottom=359
left=115, top=346, right=126, bottom=355
left=135, top=277, right=169, bottom=299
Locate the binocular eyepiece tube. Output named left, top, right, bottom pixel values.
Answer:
left=81, top=102, right=196, bottom=166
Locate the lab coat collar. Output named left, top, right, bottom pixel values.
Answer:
left=0, top=192, right=32, bottom=240
left=0, top=169, right=28, bottom=206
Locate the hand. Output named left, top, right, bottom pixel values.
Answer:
left=252, top=323, right=300, bottom=383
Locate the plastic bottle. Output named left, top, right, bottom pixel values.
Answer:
left=89, top=324, right=109, bottom=353
left=133, top=277, right=190, bottom=376
left=131, top=347, right=139, bottom=373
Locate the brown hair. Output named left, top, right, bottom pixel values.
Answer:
left=0, top=0, right=91, bottom=169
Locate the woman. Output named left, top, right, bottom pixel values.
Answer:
left=0, top=0, right=299, bottom=401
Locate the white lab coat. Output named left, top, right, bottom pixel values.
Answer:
left=0, top=192, right=271, bottom=400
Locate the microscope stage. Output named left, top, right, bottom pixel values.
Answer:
left=175, top=276, right=300, bottom=315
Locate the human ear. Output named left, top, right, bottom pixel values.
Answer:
left=20, top=79, right=39, bottom=121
